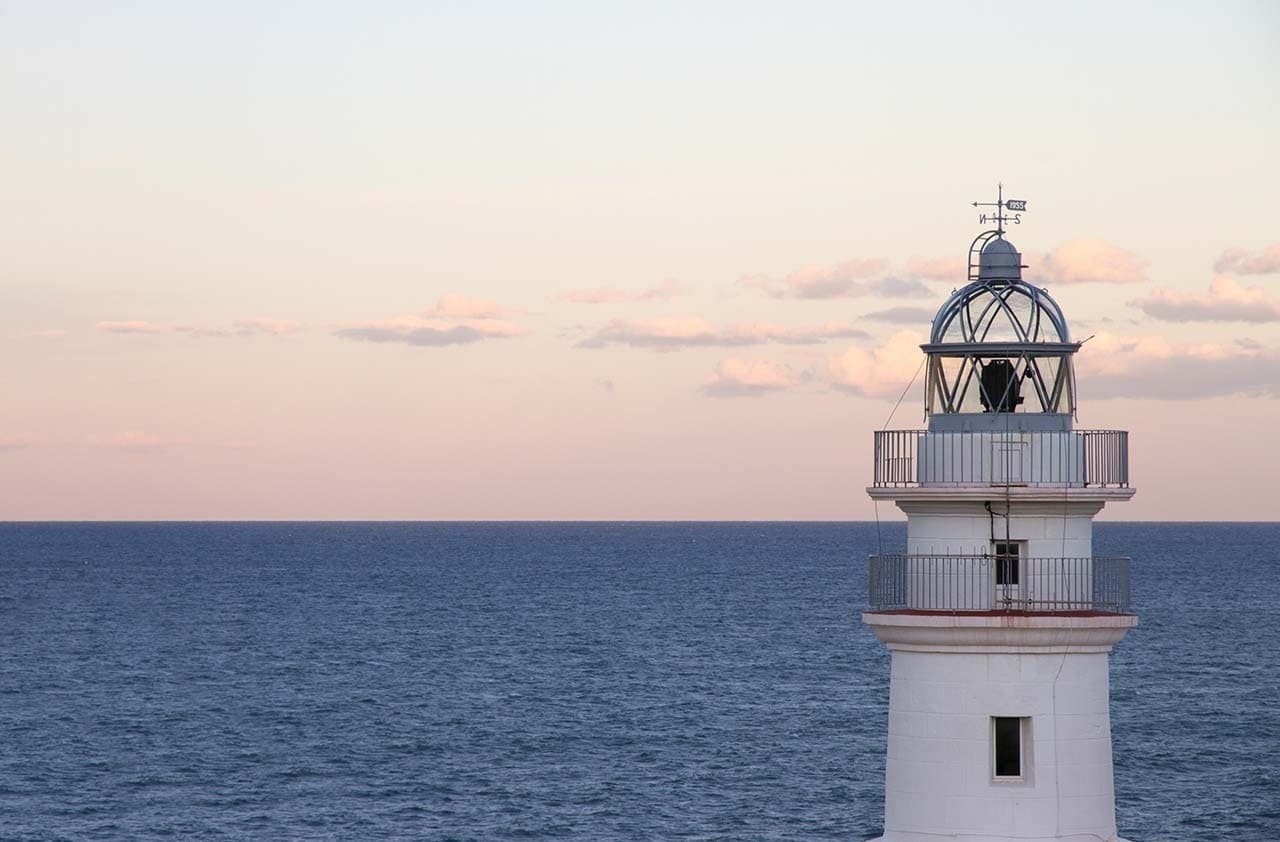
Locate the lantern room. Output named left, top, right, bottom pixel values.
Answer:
left=923, top=232, right=1078, bottom=432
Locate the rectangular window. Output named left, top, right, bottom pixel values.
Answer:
left=994, top=541, right=1020, bottom=586
left=993, top=716, right=1024, bottom=779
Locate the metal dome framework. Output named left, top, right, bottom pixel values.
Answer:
left=924, top=235, right=1080, bottom=416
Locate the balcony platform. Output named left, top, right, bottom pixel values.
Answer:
left=865, top=608, right=1131, bottom=618
left=867, top=484, right=1136, bottom=504
left=862, top=609, right=1137, bottom=653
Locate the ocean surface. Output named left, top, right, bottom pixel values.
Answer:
left=1, top=522, right=1277, bottom=841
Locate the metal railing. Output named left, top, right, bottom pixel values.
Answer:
left=867, top=554, right=1131, bottom=613
left=872, top=429, right=1128, bottom=488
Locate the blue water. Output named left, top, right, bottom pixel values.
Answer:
left=1, top=523, right=1276, bottom=840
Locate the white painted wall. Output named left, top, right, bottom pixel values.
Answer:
left=870, top=649, right=1123, bottom=842
left=917, top=431, right=1086, bottom=487
left=893, top=501, right=1099, bottom=611
left=901, top=501, right=1097, bottom=559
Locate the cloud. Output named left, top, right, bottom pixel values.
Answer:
left=738, top=257, right=939, bottom=300
left=862, top=305, right=936, bottom=324
left=232, top=318, right=304, bottom=335
left=828, top=331, right=927, bottom=399
left=101, top=318, right=305, bottom=337
left=31, top=329, right=70, bottom=338
left=174, top=325, right=238, bottom=338
left=423, top=294, right=511, bottom=319
left=740, top=259, right=883, bottom=299
left=576, top=318, right=870, bottom=350
left=174, top=319, right=304, bottom=337
left=872, top=277, right=935, bottom=298
left=1214, top=245, right=1280, bottom=275
left=335, top=319, right=523, bottom=346
left=1129, top=277, right=1280, bottom=323
left=561, top=289, right=635, bottom=305
left=0, top=435, right=31, bottom=451
left=1035, top=240, right=1148, bottom=285
left=1077, top=333, right=1279, bottom=400
left=702, top=358, right=797, bottom=397
left=749, top=244, right=1146, bottom=296
left=763, top=259, right=887, bottom=299
left=902, top=258, right=967, bottom=282
left=97, top=320, right=166, bottom=334
left=560, top=280, right=687, bottom=304
left=334, top=298, right=525, bottom=347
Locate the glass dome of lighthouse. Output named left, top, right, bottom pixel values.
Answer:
left=923, top=206, right=1079, bottom=432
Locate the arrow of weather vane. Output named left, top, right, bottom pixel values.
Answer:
left=973, top=185, right=1027, bottom=232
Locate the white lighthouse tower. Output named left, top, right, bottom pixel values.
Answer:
left=863, top=190, right=1136, bottom=842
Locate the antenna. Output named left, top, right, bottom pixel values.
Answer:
left=972, top=183, right=1028, bottom=236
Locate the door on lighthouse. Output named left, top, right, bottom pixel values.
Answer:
left=993, top=541, right=1024, bottom=609
left=991, top=434, right=1028, bottom=485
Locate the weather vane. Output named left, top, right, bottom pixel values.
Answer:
left=972, top=183, right=1027, bottom=236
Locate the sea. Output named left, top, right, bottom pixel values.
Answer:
left=1, top=522, right=1277, bottom=841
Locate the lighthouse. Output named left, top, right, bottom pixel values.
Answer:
left=863, top=190, right=1136, bottom=842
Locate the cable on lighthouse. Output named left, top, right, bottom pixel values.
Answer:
left=873, top=354, right=927, bottom=555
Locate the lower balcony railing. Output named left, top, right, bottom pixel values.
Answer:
left=868, top=554, right=1131, bottom=613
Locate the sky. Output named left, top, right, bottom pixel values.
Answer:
left=2, top=1, right=1278, bottom=520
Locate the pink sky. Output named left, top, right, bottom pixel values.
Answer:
left=2, top=2, right=1277, bottom=520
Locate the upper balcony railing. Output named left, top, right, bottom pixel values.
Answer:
left=868, top=554, right=1131, bottom=613
left=872, top=429, right=1128, bottom=488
